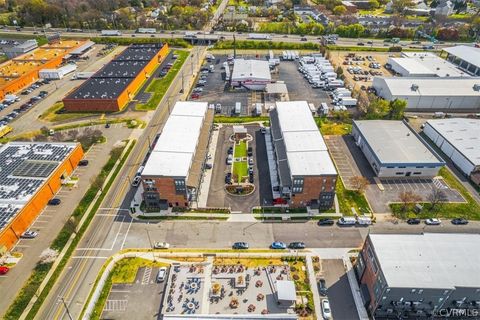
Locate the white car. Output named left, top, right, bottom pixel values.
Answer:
left=425, top=218, right=441, bottom=225
left=21, top=231, right=38, bottom=239
left=153, top=242, right=170, bottom=249
left=131, top=176, right=141, bottom=187
left=322, top=299, right=332, bottom=319
left=157, top=267, right=167, bottom=282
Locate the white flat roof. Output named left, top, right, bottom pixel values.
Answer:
left=401, top=52, right=468, bottom=77
left=369, top=233, right=480, bottom=289
left=232, top=59, right=271, bottom=81
left=142, top=102, right=208, bottom=178
left=426, top=118, right=480, bottom=166
left=354, top=120, right=444, bottom=165
left=276, top=280, right=296, bottom=301
left=275, top=101, right=337, bottom=176
left=374, top=77, right=480, bottom=96
left=389, top=57, right=437, bottom=76
left=443, top=45, right=480, bottom=69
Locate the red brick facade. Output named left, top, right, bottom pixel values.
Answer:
left=289, top=175, right=336, bottom=207
left=143, top=176, right=188, bottom=207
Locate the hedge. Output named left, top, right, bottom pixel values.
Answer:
left=90, top=36, right=191, bottom=48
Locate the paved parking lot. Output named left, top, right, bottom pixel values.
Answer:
left=102, top=266, right=167, bottom=320
left=322, top=259, right=359, bottom=320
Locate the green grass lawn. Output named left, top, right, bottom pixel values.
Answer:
left=336, top=179, right=370, bottom=215
left=314, top=117, right=352, bottom=135
left=390, top=167, right=480, bottom=220
left=233, top=161, right=248, bottom=182
left=234, top=140, right=247, bottom=158
left=111, top=258, right=169, bottom=283
left=39, top=102, right=92, bottom=122
left=136, top=50, right=189, bottom=111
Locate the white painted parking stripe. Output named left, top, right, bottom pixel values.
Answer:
left=142, top=267, right=152, bottom=285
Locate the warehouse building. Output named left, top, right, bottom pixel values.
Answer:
left=387, top=52, right=468, bottom=78
left=141, top=102, right=213, bottom=210
left=423, top=118, right=480, bottom=185
left=372, top=77, right=480, bottom=111
left=0, top=40, right=85, bottom=100
left=231, top=59, right=272, bottom=90
left=352, top=120, right=445, bottom=177
left=39, top=63, right=77, bottom=80
left=355, top=233, right=480, bottom=319
left=3, top=39, right=38, bottom=59
left=63, top=43, right=169, bottom=112
left=443, top=45, right=480, bottom=76
left=269, top=101, right=337, bottom=209
left=0, top=142, right=83, bottom=252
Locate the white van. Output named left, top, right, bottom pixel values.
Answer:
left=338, top=217, right=356, bottom=225
left=357, top=216, right=372, bottom=225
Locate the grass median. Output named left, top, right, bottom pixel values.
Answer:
left=136, top=50, right=189, bottom=111
left=4, top=140, right=136, bottom=320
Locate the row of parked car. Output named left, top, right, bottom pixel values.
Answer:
left=190, top=64, right=214, bottom=100
left=407, top=217, right=468, bottom=225
left=316, top=217, right=469, bottom=226
left=0, top=89, right=48, bottom=126
left=231, top=241, right=306, bottom=250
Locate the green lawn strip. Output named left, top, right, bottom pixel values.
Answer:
left=390, top=167, right=480, bottom=220
left=336, top=179, right=370, bottom=216
left=90, top=37, right=191, bottom=48
left=137, top=215, right=228, bottom=220
left=90, top=272, right=113, bottom=320
left=314, top=117, right=352, bottom=135
left=4, top=141, right=136, bottom=320
left=234, top=140, right=247, bottom=158
left=214, top=116, right=269, bottom=124
left=136, top=50, right=189, bottom=111
left=39, top=102, right=91, bottom=122
left=233, top=160, right=248, bottom=181
left=214, top=40, right=320, bottom=51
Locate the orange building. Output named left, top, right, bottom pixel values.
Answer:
left=0, top=40, right=87, bottom=99
left=63, top=43, right=169, bottom=112
left=0, top=142, right=84, bottom=252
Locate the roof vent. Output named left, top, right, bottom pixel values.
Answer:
left=411, top=84, right=419, bottom=91
left=473, top=84, right=480, bottom=91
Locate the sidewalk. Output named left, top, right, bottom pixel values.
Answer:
left=306, top=254, right=323, bottom=320
left=197, top=125, right=221, bottom=208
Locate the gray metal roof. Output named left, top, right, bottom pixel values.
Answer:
left=443, top=45, right=480, bottom=69
left=369, top=233, right=480, bottom=289
left=353, top=120, right=445, bottom=165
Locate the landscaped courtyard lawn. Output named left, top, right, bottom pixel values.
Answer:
left=233, top=140, right=248, bottom=182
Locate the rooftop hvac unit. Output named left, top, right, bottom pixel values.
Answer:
left=411, top=84, right=419, bottom=91
left=473, top=84, right=480, bottom=91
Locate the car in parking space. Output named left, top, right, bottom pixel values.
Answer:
left=191, top=93, right=200, bottom=99
left=247, top=147, right=253, bottom=156
left=318, top=218, right=334, bottom=226
left=273, top=198, right=288, bottom=205
left=318, top=278, right=328, bottom=296
left=232, top=242, right=249, bottom=249
left=48, top=198, right=61, bottom=205
left=196, top=82, right=205, bottom=87
left=157, top=267, right=167, bottom=282
left=270, top=241, right=287, bottom=249
left=0, top=266, right=9, bottom=275
left=248, top=174, right=254, bottom=183
left=260, top=127, right=266, bottom=134
left=407, top=218, right=421, bottom=225
left=225, top=172, right=232, bottom=184
left=248, top=167, right=253, bottom=175
left=153, top=241, right=170, bottom=249
left=248, top=158, right=253, bottom=165
left=227, top=146, right=233, bottom=154
left=451, top=218, right=468, bottom=225
left=289, top=242, right=306, bottom=249
left=226, top=154, right=233, bottom=165
left=322, top=299, right=332, bottom=319
left=78, top=159, right=89, bottom=166
left=337, top=217, right=356, bottom=225
left=21, top=231, right=38, bottom=239
left=425, top=218, right=441, bottom=225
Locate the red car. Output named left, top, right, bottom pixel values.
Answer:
left=273, top=198, right=288, bottom=205
left=0, top=266, right=9, bottom=275
left=191, top=93, right=200, bottom=99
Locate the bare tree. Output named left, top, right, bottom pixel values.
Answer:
left=349, top=176, right=370, bottom=193
left=398, top=191, right=422, bottom=213
left=64, top=217, right=78, bottom=235
left=67, top=129, right=79, bottom=141
left=51, top=131, right=65, bottom=142
left=427, top=186, right=448, bottom=211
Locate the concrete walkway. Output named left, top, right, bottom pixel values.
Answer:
left=306, top=254, right=323, bottom=320
left=310, top=248, right=352, bottom=260
left=197, top=125, right=220, bottom=208
left=201, top=257, right=214, bottom=314
left=227, top=213, right=257, bottom=222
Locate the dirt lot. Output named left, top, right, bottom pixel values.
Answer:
left=329, top=51, right=399, bottom=90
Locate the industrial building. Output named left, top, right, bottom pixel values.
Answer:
left=141, top=101, right=213, bottom=209
left=63, top=43, right=169, bottom=112
left=352, top=120, right=445, bottom=177
left=39, top=63, right=77, bottom=80
left=0, top=40, right=86, bottom=100
left=355, top=233, right=480, bottom=319
left=443, top=45, right=480, bottom=76
left=387, top=52, right=468, bottom=78
left=423, top=118, right=480, bottom=185
left=269, top=101, right=337, bottom=209
left=0, top=142, right=83, bottom=252
left=231, top=59, right=272, bottom=90
left=3, top=39, right=38, bottom=59
left=372, top=77, right=480, bottom=111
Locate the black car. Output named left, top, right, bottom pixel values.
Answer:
left=225, top=172, right=232, bottom=184
left=451, top=218, right=468, bottom=225
left=227, top=146, right=233, bottom=154
left=78, top=159, right=89, bottom=166
left=249, top=173, right=254, bottom=183
left=318, top=278, right=327, bottom=296
left=357, top=42, right=365, bottom=46
left=247, top=147, right=253, bottom=156
left=318, top=218, right=335, bottom=226
left=289, top=242, right=306, bottom=249
left=300, top=37, right=307, bottom=41
left=48, top=198, right=61, bottom=205
left=407, top=218, right=421, bottom=225
left=232, top=242, right=249, bottom=249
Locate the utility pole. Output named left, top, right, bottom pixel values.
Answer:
left=61, top=297, right=73, bottom=320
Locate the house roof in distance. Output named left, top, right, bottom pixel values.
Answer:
left=425, top=118, right=480, bottom=167
left=369, top=233, right=480, bottom=289
left=353, top=120, right=444, bottom=165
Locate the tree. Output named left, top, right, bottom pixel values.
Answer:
left=40, top=126, right=49, bottom=136
left=349, top=176, right=370, bottom=193
left=391, top=0, right=415, bottom=14
left=398, top=190, right=422, bottom=214
left=333, top=5, right=347, bottom=15
left=388, top=99, right=407, bottom=120
left=51, top=131, right=65, bottom=142
left=67, top=129, right=79, bottom=141
left=369, top=0, right=380, bottom=8
left=366, top=97, right=390, bottom=119
left=427, top=186, right=447, bottom=211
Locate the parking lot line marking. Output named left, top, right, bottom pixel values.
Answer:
left=15, top=244, right=30, bottom=248
left=110, top=290, right=131, bottom=293
left=72, top=256, right=109, bottom=259
left=120, top=218, right=133, bottom=250
left=142, top=267, right=152, bottom=285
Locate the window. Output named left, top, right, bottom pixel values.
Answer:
left=292, top=187, right=303, bottom=193
left=372, top=259, right=379, bottom=274
left=399, top=166, right=406, bottom=168
left=413, top=172, right=421, bottom=175
left=396, top=172, right=404, bottom=175
left=386, top=166, right=394, bottom=168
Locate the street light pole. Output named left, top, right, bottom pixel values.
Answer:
left=61, top=297, right=73, bottom=320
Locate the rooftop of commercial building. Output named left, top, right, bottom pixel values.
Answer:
left=232, top=59, right=271, bottom=81
left=443, top=45, right=480, bottom=69
left=373, top=76, right=480, bottom=96
left=272, top=101, right=337, bottom=177
left=369, top=233, right=480, bottom=289
left=142, top=102, right=208, bottom=178
left=389, top=57, right=436, bottom=76
left=353, top=120, right=444, bottom=165
left=0, top=142, right=78, bottom=231
left=399, top=52, right=469, bottom=77
left=425, top=118, right=480, bottom=166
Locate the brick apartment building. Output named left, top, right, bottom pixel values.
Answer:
left=355, top=233, right=480, bottom=319
left=141, top=101, right=213, bottom=210
left=269, top=101, right=337, bottom=209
